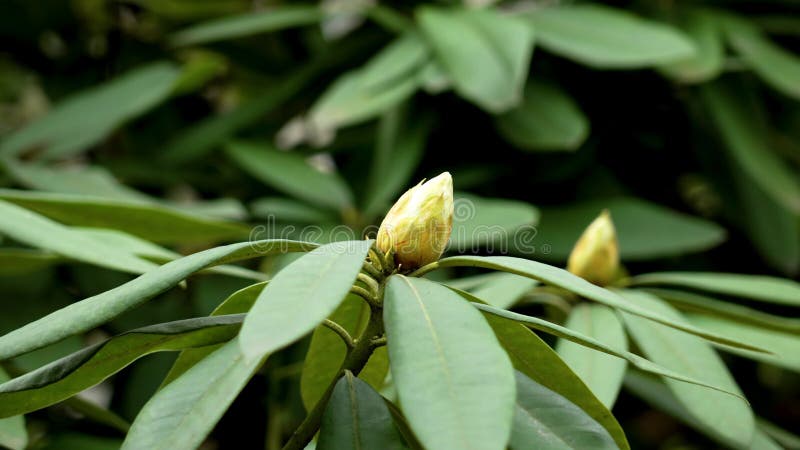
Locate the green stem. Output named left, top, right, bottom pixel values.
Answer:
left=407, top=261, right=440, bottom=278
left=322, top=319, right=355, bottom=349
left=281, top=303, right=385, bottom=450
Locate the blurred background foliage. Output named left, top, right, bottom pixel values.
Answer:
left=0, top=0, right=798, bottom=449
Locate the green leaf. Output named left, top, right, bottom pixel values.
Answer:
left=0, top=239, right=315, bottom=360
left=121, top=337, right=262, bottom=450
left=509, top=370, right=618, bottom=450
left=428, top=255, right=764, bottom=351
left=0, top=199, right=157, bottom=274
left=619, top=292, right=754, bottom=448
left=0, top=62, right=180, bottom=160
left=162, top=282, right=266, bottom=386
left=317, top=371, right=407, bottom=450
left=534, top=197, right=726, bottom=261
left=687, top=314, right=800, bottom=372
left=0, top=189, right=251, bottom=244
left=0, top=248, right=61, bottom=275
left=449, top=193, right=540, bottom=251
left=482, top=311, right=630, bottom=450
left=556, top=304, right=628, bottom=408
left=251, top=197, right=336, bottom=224
left=702, top=82, right=800, bottom=215
left=469, top=272, right=537, bottom=309
left=362, top=107, right=430, bottom=219
left=61, top=396, right=131, bottom=433
left=631, top=271, right=800, bottom=307
left=301, top=294, right=389, bottom=411
left=0, top=315, right=244, bottom=418
left=722, top=15, right=800, bottom=100
left=383, top=275, right=516, bottom=450
left=0, top=368, right=26, bottom=450
left=306, top=34, right=427, bottom=138
left=659, top=9, right=724, bottom=83
left=496, top=81, right=589, bottom=152
left=239, top=240, right=373, bottom=362
left=472, top=299, right=746, bottom=398
left=758, top=419, right=800, bottom=450
left=418, top=6, right=534, bottom=112
left=225, top=141, right=353, bottom=211
left=524, top=4, right=694, bottom=68
left=647, top=288, right=800, bottom=335
left=170, top=5, right=323, bottom=46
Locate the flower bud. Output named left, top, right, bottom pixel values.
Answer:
left=377, top=172, right=454, bottom=270
left=567, top=210, right=619, bottom=286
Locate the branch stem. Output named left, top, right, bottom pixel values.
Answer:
left=322, top=319, right=355, bottom=349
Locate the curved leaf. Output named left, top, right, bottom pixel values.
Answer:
left=428, top=255, right=764, bottom=351
left=688, top=314, right=800, bottom=372
left=469, top=273, right=537, bottom=309
left=225, top=141, right=353, bottom=211
left=170, top=5, right=323, bottom=46
left=496, top=80, right=589, bottom=152
left=471, top=299, right=746, bottom=399
left=418, top=6, right=534, bottom=112
left=301, top=294, right=389, bottom=411
left=317, top=371, right=407, bottom=450
left=659, top=9, right=724, bottom=83
left=619, top=291, right=754, bottom=448
left=556, top=304, right=628, bottom=408
left=0, top=189, right=251, bottom=244
left=524, top=4, right=694, bottom=68
left=384, top=275, right=515, bottom=450
left=121, top=338, right=262, bottom=450
left=240, top=240, right=373, bottom=362
left=510, top=370, right=618, bottom=450
left=481, top=311, right=629, bottom=450
left=0, top=199, right=156, bottom=274
left=0, top=315, right=244, bottom=418
left=449, top=194, right=540, bottom=251
left=0, top=239, right=315, bottom=361
left=0, top=368, right=26, bottom=450
left=631, top=271, right=800, bottom=307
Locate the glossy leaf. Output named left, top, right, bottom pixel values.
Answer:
left=0, top=189, right=251, bottom=244
left=121, top=338, right=262, bottom=450
left=472, top=300, right=745, bottom=398
left=0, top=315, right=243, bottom=417
left=469, top=272, right=537, bottom=309
left=239, top=240, right=373, bottom=362
left=510, top=370, right=618, bottom=450
left=556, top=304, right=628, bottom=408
left=482, top=312, right=629, bottom=450
left=0, top=62, right=180, bottom=159
left=301, top=294, right=389, bottom=411
left=534, top=197, right=726, bottom=261
left=225, top=141, right=353, bottom=211
left=384, top=275, right=515, bottom=450
left=0, top=368, right=26, bottom=450
left=418, top=6, right=534, bottom=112
left=524, top=4, right=694, bottom=68
left=688, top=314, right=800, bottom=372
left=631, top=271, right=800, bottom=307
left=170, top=5, right=323, bottom=46
left=0, top=239, right=314, bottom=360
left=722, top=15, right=800, bottom=100
left=659, top=9, right=724, bottom=83
left=496, top=81, right=589, bottom=152
left=429, top=255, right=764, bottom=351
left=317, top=371, right=406, bottom=450
left=0, top=199, right=156, bottom=274
left=620, top=292, right=754, bottom=448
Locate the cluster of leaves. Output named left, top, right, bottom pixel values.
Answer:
left=0, top=0, right=799, bottom=449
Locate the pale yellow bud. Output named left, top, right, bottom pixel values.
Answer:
left=567, top=210, right=619, bottom=286
left=377, top=172, right=454, bottom=270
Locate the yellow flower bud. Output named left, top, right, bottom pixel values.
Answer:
left=567, top=210, right=619, bottom=286
left=377, top=172, right=454, bottom=270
